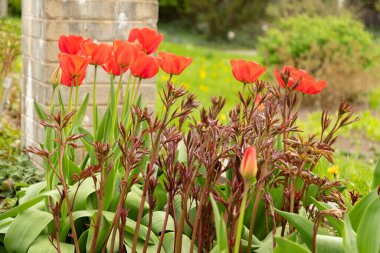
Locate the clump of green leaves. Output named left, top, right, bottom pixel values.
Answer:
left=0, top=123, right=43, bottom=212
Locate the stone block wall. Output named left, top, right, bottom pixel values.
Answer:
left=21, top=0, right=158, bottom=154
left=0, top=0, right=7, bottom=16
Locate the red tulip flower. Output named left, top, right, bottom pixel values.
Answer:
left=58, top=35, right=84, bottom=55
left=130, top=52, right=160, bottom=79
left=240, top=147, right=258, bottom=179
left=274, top=66, right=327, bottom=95
left=81, top=40, right=112, bottom=65
left=102, top=55, right=128, bottom=76
left=58, top=53, right=90, bottom=86
left=230, top=59, right=267, bottom=84
left=128, top=27, right=163, bottom=55
left=112, top=40, right=142, bottom=68
left=61, top=71, right=86, bottom=87
left=158, top=52, right=192, bottom=75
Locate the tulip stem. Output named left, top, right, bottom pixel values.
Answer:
left=68, top=85, right=73, bottom=114
left=74, top=83, right=79, bottom=112
left=233, top=182, right=250, bottom=253
left=121, top=73, right=132, bottom=123
left=130, top=76, right=138, bottom=104
left=110, top=72, right=124, bottom=143
left=93, top=65, right=98, bottom=135
left=50, top=88, right=56, bottom=113
left=247, top=182, right=264, bottom=253
left=132, top=78, right=142, bottom=103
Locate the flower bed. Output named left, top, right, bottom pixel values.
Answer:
left=0, top=27, right=379, bottom=253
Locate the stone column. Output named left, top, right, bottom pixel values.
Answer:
left=21, top=0, right=158, bottom=151
left=0, top=0, right=7, bottom=16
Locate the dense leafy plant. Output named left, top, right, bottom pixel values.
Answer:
left=0, top=26, right=377, bottom=253
left=258, top=15, right=380, bottom=107
left=0, top=122, right=43, bottom=212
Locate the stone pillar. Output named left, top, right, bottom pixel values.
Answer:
left=0, top=0, right=7, bottom=16
left=21, top=0, right=158, bottom=150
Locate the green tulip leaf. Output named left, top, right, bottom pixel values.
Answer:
left=357, top=197, right=380, bottom=253
left=5, top=209, right=53, bottom=253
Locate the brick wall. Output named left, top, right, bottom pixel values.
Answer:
left=21, top=0, right=158, bottom=155
left=0, top=0, right=7, bottom=16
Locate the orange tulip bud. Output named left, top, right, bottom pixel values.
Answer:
left=240, top=147, right=258, bottom=179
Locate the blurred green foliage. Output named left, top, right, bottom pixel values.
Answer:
left=258, top=15, right=377, bottom=68
left=258, top=15, right=380, bottom=107
left=8, top=0, right=21, bottom=16
left=159, top=0, right=271, bottom=44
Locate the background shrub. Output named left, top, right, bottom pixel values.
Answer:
left=258, top=15, right=380, bottom=107
left=7, top=0, right=21, bottom=16
left=159, top=0, right=270, bottom=44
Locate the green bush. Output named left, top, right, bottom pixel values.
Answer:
left=8, top=0, right=21, bottom=16
left=258, top=15, right=380, bottom=107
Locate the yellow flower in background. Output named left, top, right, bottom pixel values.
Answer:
left=220, top=114, right=227, bottom=122
left=199, top=84, right=209, bottom=92
left=181, top=82, right=189, bottom=88
left=161, top=76, right=167, bottom=82
left=328, top=165, right=339, bottom=176
left=200, top=69, right=207, bottom=79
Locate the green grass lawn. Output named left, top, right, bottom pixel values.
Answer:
left=156, top=41, right=258, bottom=116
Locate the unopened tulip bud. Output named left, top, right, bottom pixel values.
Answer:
left=240, top=146, right=258, bottom=179
left=50, top=67, right=62, bottom=89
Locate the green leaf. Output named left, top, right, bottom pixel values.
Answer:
left=0, top=218, right=13, bottom=234
left=96, top=106, right=111, bottom=141
left=70, top=178, right=97, bottom=211
left=125, top=190, right=149, bottom=220
left=86, top=213, right=111, bottom=253
left=0, top=195, right=46, bottom=220
left=62, top=152, right=81, bottom=183
left=314, top=235, right=343, bottom=253
left=161, top=232, right=196, bottom=253
left=210, top=194, right=228, bottom=253
left=19, top=181, right=46, bottom=204
left=104, top=212, right=159, bottom=244
left=154, top=177, right=168, bottom=211
left=33, top=101, right=48, bottom=120
left=177, top=141, right=187, bottom=162
left=71, top=93, right=89, bottom=133
left=372, top=159, right=380, bottom=189
left=274, top=237, right=311, bottom=253
left=275, top=209, right=329, bottom=250
left=57, top=90, right=65, bottom=114
left=141, top=211, right=175, bottom=235
left=78, top=230, right=89, bottom=253
left=343, top=215, right=358, bottom=253
left=348, top=189, right=379, bottom=231
left=255, top=229, right=274, bottom=253
left=357, top=197, right=380, bottom=253
left=103, top=161, right=119, bottom=210
left=311, top=198, right=344, bottom=235
left=28, top=235, right=74, bottom=253
left=5, top=209, right=53, bottom=253
left=124, top=233, right=161, bottom=253
left=78, top=127, right=96, bottom=165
